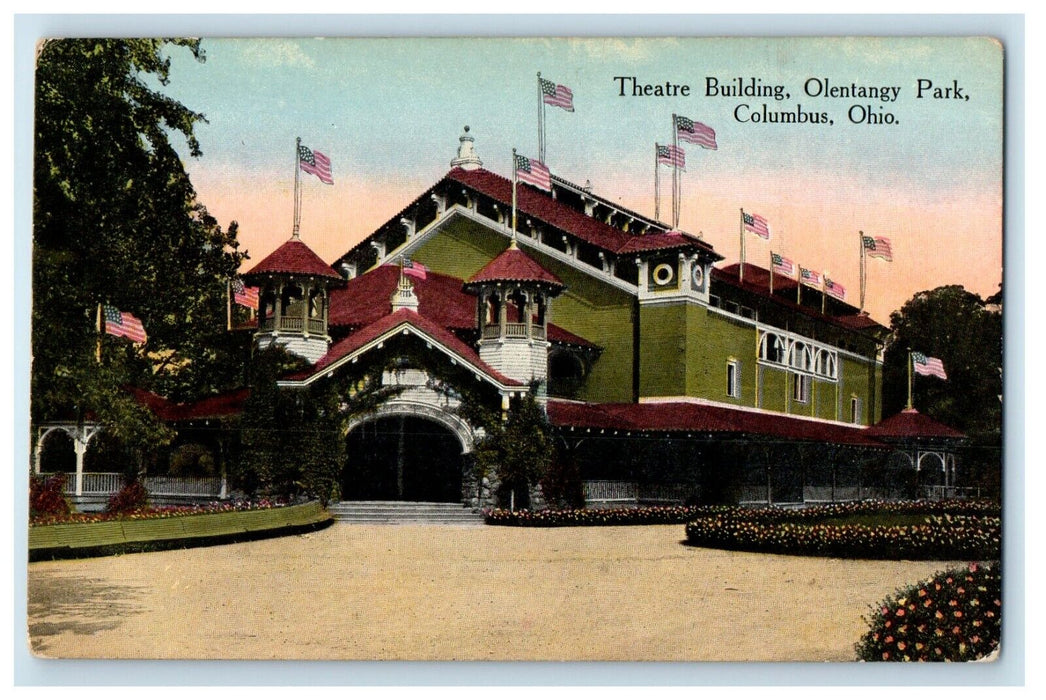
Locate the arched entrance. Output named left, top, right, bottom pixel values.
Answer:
left=342, top=415, right=465, bottom=502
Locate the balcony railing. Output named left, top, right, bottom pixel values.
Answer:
left=258, top=317, right=325, bottom=335
left=52, top=472, right=224, bottom=498
left=481, top=323, right=546, bottom=340
left=923, top=485, right=982, bottom=501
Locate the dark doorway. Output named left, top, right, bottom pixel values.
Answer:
left=342, top=416, right=463, bottom=502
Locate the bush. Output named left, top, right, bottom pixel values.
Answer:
left=855, top=562, right=1001, bottom=661
left=486, top=504, right=721, bottom=526
left=29, top=474, right=70, bottom=517
left=106, top=480, right=149, bottom=514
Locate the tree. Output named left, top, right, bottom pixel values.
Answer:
left=882, top=285, right=1002, bottom=441
left=33, top=40, right=247, bottom=455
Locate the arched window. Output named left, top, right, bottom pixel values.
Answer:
left=788, top=342, right=813, bottom=372
left=759, top=332, right=787, bottom=365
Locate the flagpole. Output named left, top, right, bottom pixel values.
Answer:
left=797, top=265, right=802, bottom=305
left=293, top=137, right=302, bottom=239
left=822, top=277, right=827, bottom=314
left=537, top=72, right=545, bottom=162
left=859, top=230, right=867, bottom=313
left=671, top=114, right=679, bottom=228
left=654, top=144, right=661, bottom=222
left=769, top=251, right=774, bottom=295
left=511, top=148, right=518, bottom=239
left=96, top=303, right=102, bottom=364
left=739, top=209, right=746, bottom=285
left=226, top=280, right=233, bottom=332
left=907, top=349, right=914, bottom=410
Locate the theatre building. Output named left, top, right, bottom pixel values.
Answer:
left=34, top=129, right=969, bottom=509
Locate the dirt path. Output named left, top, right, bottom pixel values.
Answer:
left=27, top=523, right=963, bottom=661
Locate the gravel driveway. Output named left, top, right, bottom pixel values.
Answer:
left=27, top=523, right=963, bottom=661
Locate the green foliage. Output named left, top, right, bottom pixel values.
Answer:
left=33, top=39, right=247, bottom=458
left=467, top=390, right=556, bottom=509
left=883, top=285, right=1002, bottom=441
left=855, top=563, right=1000, bottom=661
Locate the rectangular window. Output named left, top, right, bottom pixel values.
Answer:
left=850, top=397, right=862, bottom=424
left=792, top=374, right=809, bottom=403
left=727, top=361, right=740, bottom=398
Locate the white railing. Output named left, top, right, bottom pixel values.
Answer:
left=144, top=475, right=223, bottom=497
left=638, top=483, right=690, bottom=504
left=583, top=480, right=637, bottom=503
left=52, top=472, right=223, bottom=497
left=923, top=485, right=982, bottom=501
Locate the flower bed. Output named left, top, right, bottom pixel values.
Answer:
left=855, top=563, right=1001, bottom=661
left=29, top=500, right=332, bottom=561
left=485, top=504, right=726, bottom=527
left=29, top=498, right=286, bottom=527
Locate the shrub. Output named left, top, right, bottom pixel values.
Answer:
left=106, top=480, right=149, bottom=514
left=29, top=474, right=70, bottom=517
left=855, top=562, right=1001, bottom=661
left=486, top=504, right=721, bottom=527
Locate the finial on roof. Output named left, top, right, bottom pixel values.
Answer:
left=451, top=125, right=483, bottom=170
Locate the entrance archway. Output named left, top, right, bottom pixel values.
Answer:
left=342, top=415, right=465, bottom=502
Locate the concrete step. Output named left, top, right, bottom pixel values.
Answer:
left=329, top=501, right=485, bottom=524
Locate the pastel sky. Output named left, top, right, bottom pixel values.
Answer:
left=161, top=37, right=1002, bottom=324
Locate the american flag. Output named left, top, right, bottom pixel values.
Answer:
left=912, top=352, right=948, bottom=380
left=540, top=77, right=575, bottom=112
left=743, top=211, right=771, bottom=239
left=675, top=115, right=717, bottom=150
left=863, top=235, right=894, bottom=261
left=299, top=144, right=333, bottom=184
left=514, top=153, right=552, bottom=191
left=103, top=304, right=147, bottom=344
left=824, top=277, right=846, bottom=301
left=656, top=144, right=686, bottom=170
left=771, top=252, right=794, bottom=276
left=800, top=267, right=821, bottom=287
left=232, top=279, right=260, bottom=310
left=402, top=257, right=427, bottom=280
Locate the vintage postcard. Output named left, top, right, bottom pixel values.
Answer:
left=26, top=35, right=1004, bottom=665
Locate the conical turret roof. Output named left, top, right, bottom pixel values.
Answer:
left=244, top=236, right=342, bottom=281
left=464, top=241, right=564, bottom=290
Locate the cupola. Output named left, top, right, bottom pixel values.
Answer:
left=463, top=240, right=564, bottom=395
left=242, top=233, right=343, bottom=364
left=450, top=125, right=483, bottom=171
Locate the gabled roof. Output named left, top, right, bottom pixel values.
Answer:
left=866, top=409, right=966, bottom=440
left=327, top=264, right=598, bottom=349
left=547, top=400, right=884, bottom=447
left=244, top=237, right=342, bottom=281
left=465, top=243, right=564, bottom=289
left=712, top=263, right=888, bottom=336
left=446, top=168, right=720, bottom=259
left=283, top=308, right=524, bottom=389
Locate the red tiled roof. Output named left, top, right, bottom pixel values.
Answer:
left=446, top=168, right=719, bottom=258
left=244, top=237, right=342, bottom=281
left=616, top=231, right=708, bottom=254
left=547, top=400, right=884, bottom=447
left=128, top=387, right=249, bottom=421
left=712, top=263, right=888, bottom=336
left=465, top=244, right=564, bottom=288
left=328, top=264, right=598, bottom=349
left=866, top=409, right=966, bottom=440
left=290, top=308, right=524, bottom=387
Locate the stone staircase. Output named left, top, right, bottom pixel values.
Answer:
left=327, top=501, right=485, bottom=525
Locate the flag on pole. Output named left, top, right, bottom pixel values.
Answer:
left=862, top=235, right=894, bottom=261
left=514, top=153, right=552, bottom=191
left=402, top=257, right=428, bottom=280
left=675, top=115, right=718, bottom=150
left=824, top=277, right=847, bottom=301
left=742, top=211, right=771, bottom=239
left=656, top=144, right=686, bottom=170
left=539, top=77, right=575, bottom=112
left=232, top=279, right=260, bottom=310
left=799, top=267, right=822, bottom=287
left=771, top=252, right=794, bottom=276
left=912, top=352, right=948, bottom=379
left=102, top=304, right=147, bottom=344
left=298, top=144, right=334, bottom=184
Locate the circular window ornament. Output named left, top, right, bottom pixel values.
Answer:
left=652, top=263, right=675, bottom=286
left=690, top=261, right=704, bottom=290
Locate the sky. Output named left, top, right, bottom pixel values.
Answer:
left=158, top=36, right=1003, bottom=324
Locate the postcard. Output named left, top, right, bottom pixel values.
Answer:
left=26, top=35, right=1004, bottom=664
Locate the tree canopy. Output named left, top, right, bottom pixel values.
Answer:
left=33, top=39, right=249, bottom=451
left=882, top=285, right=1002, bottom=441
